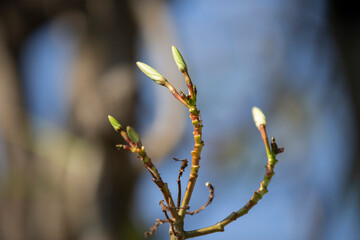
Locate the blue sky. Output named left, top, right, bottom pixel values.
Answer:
left=14, top=0, right=359, bottom=239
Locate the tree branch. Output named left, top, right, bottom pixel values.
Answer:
left=174, top=158, right=189, bottom=210
left=186, top=182, right=214, bottom=215
left=184, top=125, right=283, bottom=239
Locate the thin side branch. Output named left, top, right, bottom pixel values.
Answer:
left=174, top=158, right=188, bottom=210
left=116, top=144, right=132, bottom=151
left=144, top=218, right=169, bottom=237
left=115, top=126, right=179, bottom=221
left=159, top=200, right=176, bottom=236
left=114, top=125, right=136, bottom=148
left=135, top=147, right=179, bottom=220
left=165, top=82, right=190, bottom=107
left=186, top=182, right=214, bottom=215
left=184, top=126, right=283, bottom=239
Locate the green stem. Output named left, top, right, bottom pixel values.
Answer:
left=183, top=71, right=195, bottom=100
left=184, top=125, right=280, bottom=239
left=179, top=106, right=204, bottom=218
left=165, top=82, right=190, bottom=108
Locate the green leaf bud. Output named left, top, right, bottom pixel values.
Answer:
left=171, top=45, right=187, bottom=73
left=136, top=61, right=167, bottom=85
left=252, top=107, right=267, bottom=128
left=126, top=126, right=140, bottom=144
left=108, top=115, right=122, bottom=131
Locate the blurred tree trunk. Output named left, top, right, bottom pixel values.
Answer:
left=68, top=0, right=140, bottom=238
left=0, top=18, right=32, bottom=240
left=328, top=0, right=360, bottom=195
left=0, top=0, right=141, bottom=239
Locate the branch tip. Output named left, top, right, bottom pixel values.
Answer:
left=108, top=115, right=122, bottom=131
left=136, top=61, right=167, bottom=85
left=252, top=106, right=266, bottom=128
left=172, top=45, right=187, bottom=73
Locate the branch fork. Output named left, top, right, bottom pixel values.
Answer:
left=108, top=46, right=283, bottom=239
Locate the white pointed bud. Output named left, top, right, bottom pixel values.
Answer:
left=171, top=45, right=187, bottom=73
left=136, top=61, right=167, bottom=85
left=252, top=107, right=267, bottom=128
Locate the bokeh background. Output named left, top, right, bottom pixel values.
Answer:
left=0, top=0, right=359, bottom=240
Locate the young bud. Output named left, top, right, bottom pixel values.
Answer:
left=126, top=126, right=140, bottom=144
left=108, top=115, right=122, bottom=131
left=136, top=62, right=167, bottom=85
left=116, top=144, right=125, bottom=149
left=252, top=107, right=267, bottom=128
left=171, top=45, right=187, bottom=73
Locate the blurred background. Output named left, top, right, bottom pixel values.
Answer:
left=0, top=0, right=359, bottom=239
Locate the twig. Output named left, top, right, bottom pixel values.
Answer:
left=109, top=117, right=179, bottom=221
left=115, top=144, right=132, bottom=151
left=144, top=218, right=169, bottom=237
left=186, top=182, right=214, bottom=215
left=173, top=158, right=188, bottom=210
left=184, top=125, right=283, bottom=239
left=271, top=137, right=284, bottom=154
left=134, top=146, right=179, bottom=220
left=178, top=106, right=204, bottom=219
left=183, top=71, right=195, bottom=100
left=165, top=82, right=190, bottom=108
left=159, top=200, right=176, bottom=236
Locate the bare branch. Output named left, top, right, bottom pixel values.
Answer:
left=186, top=182, right=214, bottom=215
left=144, top=218, right=169, bottom=237
left=159, top=200, right=176, bottom=236
left=173, top=158, right=188, bottom=210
